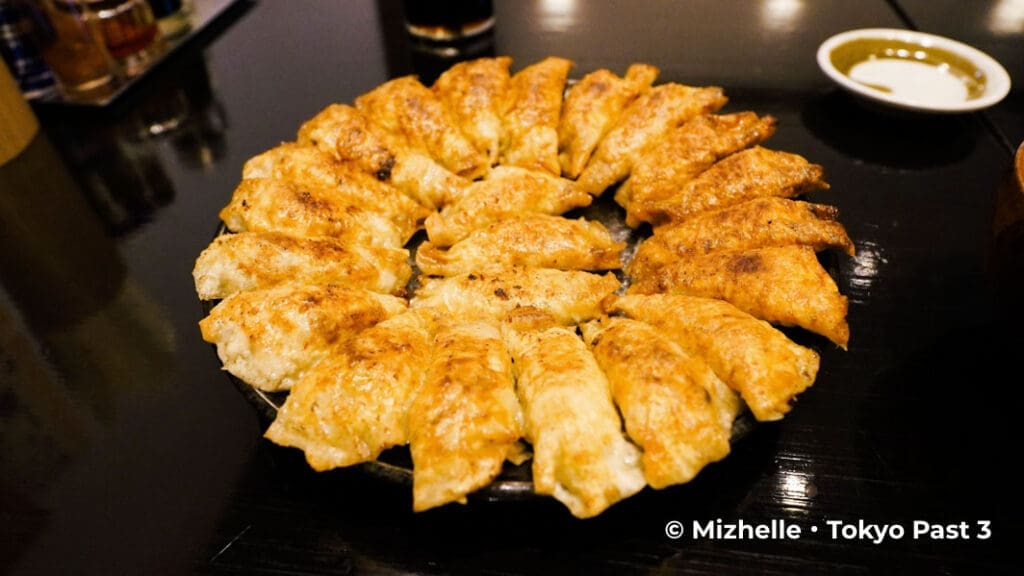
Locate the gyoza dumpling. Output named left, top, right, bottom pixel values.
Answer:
left=416, top=214, right=624, bottom=276
left=408, top=319, right=524, bottom=511
left=606, top=294, right=820, bottom=422
left=193, top=231, right=412, bottom=299
left=647, top=197, right=856, bottom=257
left=424, top=165, right=591, bottom=246
left=219, top=178, right=424, bottom=248
left=296, top=103, right=468, bottom=209
left=618, top=111, right=778, bottom=223
left=500, top=56, right=574, bottom=175
left=628, top=243, right=850, bottom=348
left=263, top=308, right=440, bottom=470
left=503, top=312, right=645, bottom=518
left=199, top=284, right=408, bottom=391
left=296, top=103, right=397, bottom=180
left=558, top=63, right=659, bottom=178
left=355, top=75, right=489, bottom=179
left=411, top=266, right=620, bottom=325
left=433, top=56, right=512, bottom=166
left=575, top=83, right=727, bottom=195
left=581, top=317, right=738, bottom=489
left=238, top=142, right=432, bottom=233
left=642, top=146, right=830, bottom=226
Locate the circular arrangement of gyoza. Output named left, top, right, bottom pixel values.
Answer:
left=193, top=56, right=853, bottom=519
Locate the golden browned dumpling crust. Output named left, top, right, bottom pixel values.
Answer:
left=416, top=214, right=624, bottom=276
left=433, top=56, right=513, bottom=166
left=193, top=231, right=412, bottom=299
left=558, top=63, right=659, bottom=179
left=642, top=146, right=830, bottom=226
left=644, top=197, right=855, bottom=257
left=575, top=83, right=728, bottom=195
left=618, top=112, right=778, bottom=223
left=424, top=165, right=591, bottom=246
left=504, top=318, right=645, bottom=518
left=356, top=75, right=489, bottom=179
left=297, top=103, right=397, bottom=180
left=408, top=320, right=524, bottom=511
left=199, top=284, right=408, bottom=392
left=628, top=243, right=850, bottom=348
left=219, top=178, right=426, bottom=248
left=581, top=317, right=736, bottom=489
left=412, top=266, right=621, bottom=325
left=264, top=308, right=439, bottom=471
left=606, top=294, right=820, bottom=422
left=501, top=56, right=574, bottom=175
left=296, top=103, right=469, bottom=209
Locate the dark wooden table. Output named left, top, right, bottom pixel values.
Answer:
left=1, top=1, right=1019, bottom=574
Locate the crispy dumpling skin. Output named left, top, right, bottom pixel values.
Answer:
left=559, top=64, right=659, bottom=179
left=500, top=56, right=574, bottom=175
left=193, top=231, right=412, bottom=299
left=199, top=284, right=408, bottom=392
left=219, top=178, right=422, bottom=248
left=408, top=320, right=524, bottom=511
left=424, top=165, right=592, bottom=246
left=643, top=146, right=830, bottom=226
left=575, top=83, right=728, bottom=195
left=416, top=214, right=625, bottom=276
left=581, top=317, right=737, bottom=489
left=646, top=197, right=856, bottom=258
left=296, top=103, right=397, bottom=181
left=296, top=103, right=468, bottom=209
left=411, top=266, right=620, bottom=325
left=355, top=75, right=489, bottom=179
left=606, top=294, right=820, bottom=422
left=618, top=112, right=778, bottom=223
left=433, top=56, right=512, bottom=166
left=263, top=308, right=440, bottom=470
left=241, top=142, right=432, bottom=220
left=628, top=243, right=850, bottom=348
left=503, top=314, right=645, bottom=518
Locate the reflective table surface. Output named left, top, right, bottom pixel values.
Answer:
left=1, top=1, right=1020, bottom=574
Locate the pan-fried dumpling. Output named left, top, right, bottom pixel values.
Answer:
left=558, top=63, right=659, bottom=178
left=408, top=319, right=524, bottom=511
left=296, top=103, right=397, bottom=180
left=575, top=83, right=727, bottom=195
left=433, top=56, right=512, bottom=166
left=646, top=197, right=855, bottom=257
left=416, top=214, right=624, bottom=276
left=193, top=231, right=412, bottom=299
left=355, top=75, right=489, bottom=179
left=618, top=112, right=778, bottom=223
left=199, top=284, right=408, bottom=391
left=219, top=178, right=424, bottom=248
left=239, top=143, right=431, bottom=228
left=411, top=266, right=620, bottom=325
left=606, top=294, right=820, bottom=422
left=263, top=308, right=440, bottom=469
left=581, top=317, right=738, bottom=489
left=424, top=165, right=591, bottom=246
left=628, top=243, right=850, bottom=348
left=296, top=103, right=468, bottom=209
left=504, top=313, right=645, bottom=518
left=500, top=56, right=574, bottom=174
left=641, top=146, right=830, bottom=226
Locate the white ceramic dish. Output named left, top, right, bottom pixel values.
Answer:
left=817, top=28, right=1011, bottom=114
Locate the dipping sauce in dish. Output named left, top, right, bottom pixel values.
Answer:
left=817, top=28, right=1010, bottom=113
left=831, top=38, right=984, bottom=108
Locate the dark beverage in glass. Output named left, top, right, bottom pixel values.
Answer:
left=402, top=0, right=494, bottom=41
